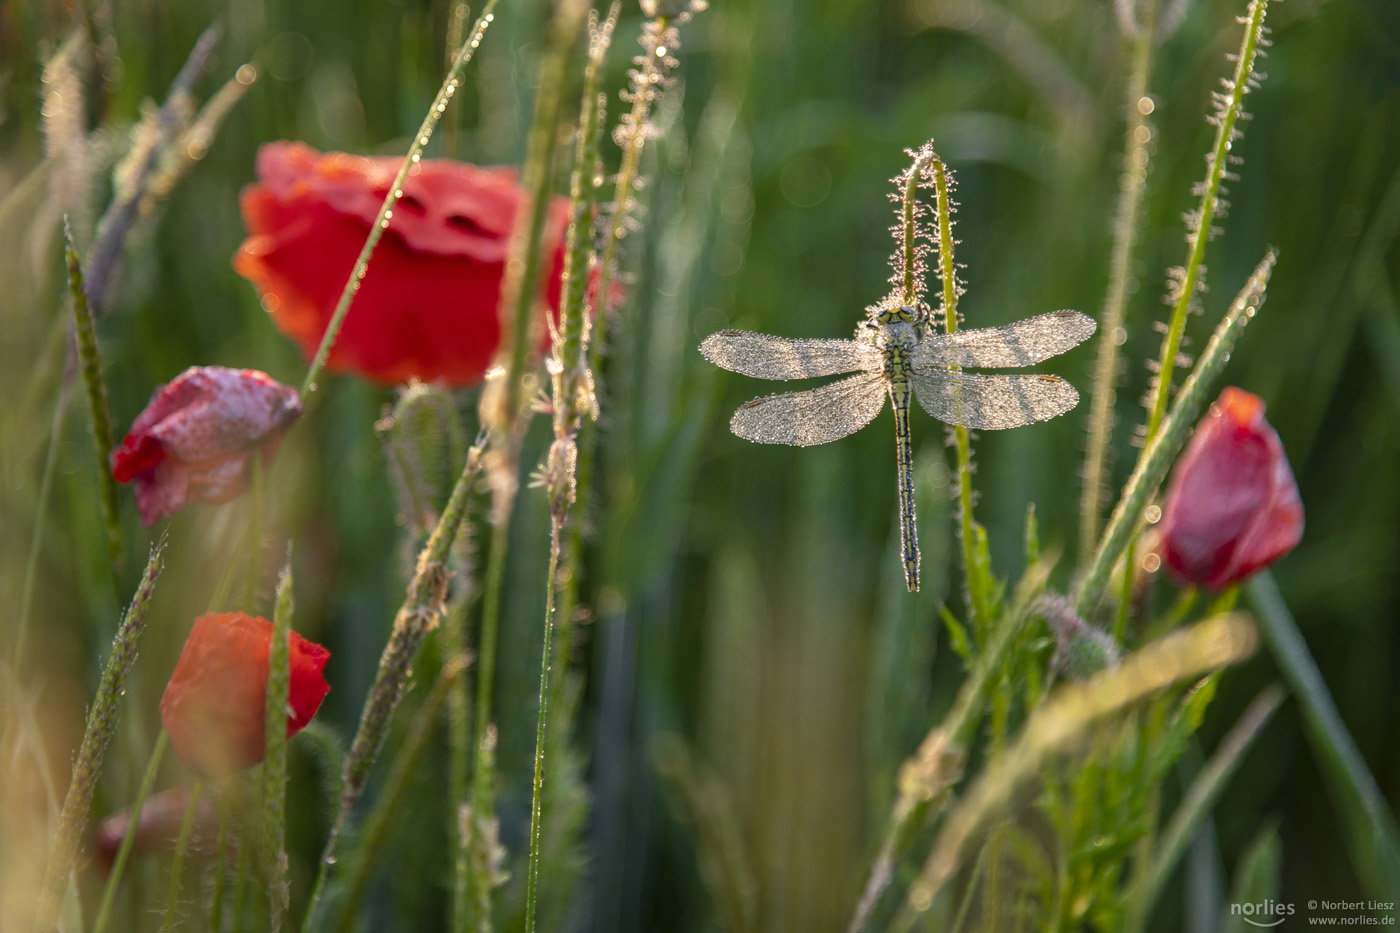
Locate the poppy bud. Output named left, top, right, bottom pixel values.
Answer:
left=1158, top=387, right=1304, bottom=590
left=110, top=366, right=301, bottom=526
left=160, top=613, right=330, bottom=779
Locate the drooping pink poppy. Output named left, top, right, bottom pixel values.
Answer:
left=1158, top=386, right=1305, bottom=590
left=110, top=366, right=301, bottom=526
left=160, top=612, right=331, bottom=780
left=233, top=140, right=570, bottom=387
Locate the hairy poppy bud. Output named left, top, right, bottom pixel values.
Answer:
left=160, top=613, right=330, bottom=779
left=1158, top=387, right=1304, bottom=590
left=110, top=366, right=301, bottom=526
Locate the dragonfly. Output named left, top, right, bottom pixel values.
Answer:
left=700, top=304, right=1096, bottom=592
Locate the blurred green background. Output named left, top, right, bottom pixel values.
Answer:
left=2, top=0, right=1398, bottom=929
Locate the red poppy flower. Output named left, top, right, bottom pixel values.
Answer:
left=110, top=366, right=301, bottom=526
left=233, top=140, right=570, bottom=387
left=160, top=612, right=331, bottom=779
left=1158, top=386, right=1305, bottom=590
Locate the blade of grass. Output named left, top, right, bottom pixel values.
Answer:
left=1077, top=249, right=1276, bottom=617
left=1246, top=573, right=1400, bottom=908
left=33, top=539, right=165, bottom=932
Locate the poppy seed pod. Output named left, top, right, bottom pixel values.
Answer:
left=110, top=366, right=301, bottom=526
left=233, top=141, right=570, bottom=387
left=1158, top=387, right=1304, bottom=590
left=160, top=612, right=330, bottom=779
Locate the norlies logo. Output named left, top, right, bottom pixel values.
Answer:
left=1231, top=900, right=1296, bottom=927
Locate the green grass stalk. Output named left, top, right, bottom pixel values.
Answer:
left=929, top=154, right=991, bottom=628
left=524, top=10, right=618, bottom=930
left=467, top=4, right=589, bottom=929
left=160, top=778, right=205, bottom=933
left=64, top=218, right=121, bottom=572
left=92, top=731, right=169, bottom=933
left=33, top=540, right=165, bottom=932
left=1080, top=2, right=1157, bottom=566
left=1143, top=0, right=1270, bottom=439
left=264, top=560, right=294, bottom=931
left=1076, top=249, right=1275, bottom=617
left=298, top=1, right=500, bottom=398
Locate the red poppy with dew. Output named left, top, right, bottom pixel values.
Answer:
left=110, top=366, right=301, bottom=526
left=233, top=141, right=571, bottom=387
left=1158, top=386, right=1305, bottom=590
left=160, top=612, right=331, bottom=780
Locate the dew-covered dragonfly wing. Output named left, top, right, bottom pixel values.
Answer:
left=698, top=331, right=881, bottom=380
left=726, top=372, right=888, bottom=446
left=913, top=310, right=1098, bottom=368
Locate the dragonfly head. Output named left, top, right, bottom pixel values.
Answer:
left=873, top=304, right=921, bottom=326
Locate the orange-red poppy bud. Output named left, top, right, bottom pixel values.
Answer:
left=1158, top=387, right=1304, bottom=590
left=160, top=612, right=330, bottom=779
left=110, top=366, right=300, bottom=526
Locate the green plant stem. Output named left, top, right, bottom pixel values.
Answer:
left=1247, top=573, right=1400, bottom=905
left=161, top=779, right=205, bottom=933
left=303, top=443, right=485, bottom=933
left=848, top=560, right=1052, bottom=933
left=1124, top=685, right=1283, bottom=932
left=92, top=731, right=169, bottom=933
left=1080, top=3, right=1157, bottom=566
left=264, top=561, right=294, bottom=931
left=928, top=155, right=989, bottom=627
left=299, top=1, right=500, bottom=397
left=1144, top=0, right=1270, bottom=438
left=33, top=541, right=165, bottom=933
left=334, top=659, right=465, bottom=931
left=1076, top=250, right=1275, bottom=617
left=892, top=613, right=1259, bottom=929
left=523, top=11, right=618, bottom=930
left=524, top=517, right=564, bottom=932
left=467, top=5, right=588, bottom=929
left=64, top=218, right=122, bottom=572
